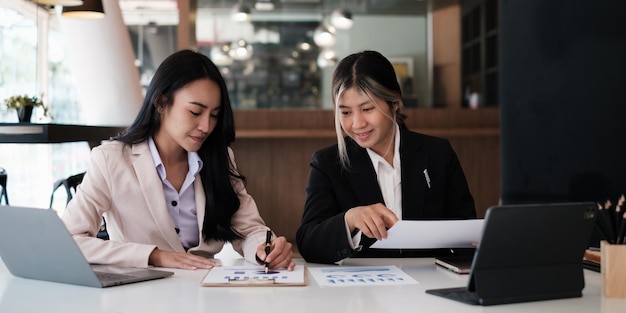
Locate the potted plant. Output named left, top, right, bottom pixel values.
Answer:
left=3, top=93, right=47, bottom=123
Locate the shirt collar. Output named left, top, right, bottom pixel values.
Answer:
left=148, top=137, right=203, bottom=180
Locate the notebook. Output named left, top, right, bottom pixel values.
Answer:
left=0, top=205, right=174, bottom=288
left=426, top=202, right=596, bottom=306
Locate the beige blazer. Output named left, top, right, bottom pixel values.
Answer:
left=62, top=141, right=269, bottom=268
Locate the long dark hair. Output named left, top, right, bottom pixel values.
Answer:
left=115, top=49, right=244, bottom=242
left=331, top=50, right=407, bottom=167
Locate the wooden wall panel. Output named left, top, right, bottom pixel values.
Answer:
left=446, top=135, right=501, bottom=218
left=231, top=137, right=336, bottom=248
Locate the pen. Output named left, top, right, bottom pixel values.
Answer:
left=616, top=195, right=625, bottom=241
left=617, top=212, right=626, bottom=244
left=264, top=229, right=271, bottom=274
left=423, top=169, right=431, bottom=189
left=597, top=203, right=616, bottom=244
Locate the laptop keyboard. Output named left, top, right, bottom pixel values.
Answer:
left=94, top=271, right=136, bottom=282
left=426, top=287, right=480, bottom=305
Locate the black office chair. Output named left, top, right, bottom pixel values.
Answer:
left=49, top=172, right=109, bottom=240
left=0, top=167, right=8, bottom=205
left=49, top=172, right=86, bottom=208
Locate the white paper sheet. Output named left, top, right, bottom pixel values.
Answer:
left=201, top=265, right=306, bottom=285
left=308, top=265, right=418, bottom=287
left=369, top=219, right=484, bottom=249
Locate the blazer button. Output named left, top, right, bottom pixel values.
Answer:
left=171, top=200, right=178, bottom=206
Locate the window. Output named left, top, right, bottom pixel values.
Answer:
left=0, top=3, right=79, bottom=123
left=0, top=2, right=86, bottom=211
left=0, top=6, right=38, bottom=121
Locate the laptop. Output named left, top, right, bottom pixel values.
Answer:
left=426, top=202, right=596, bottom=306
left=0, top=205, right=174, bottom=288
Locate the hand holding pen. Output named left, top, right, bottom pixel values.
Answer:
left=256, top=230, right=296, bottom=271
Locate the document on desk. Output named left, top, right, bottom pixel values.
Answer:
left=309, top=265, right=418, bottom=287
left=201, top=265, right=306, bottom=286
left=370, top=219, right=484, bottom=249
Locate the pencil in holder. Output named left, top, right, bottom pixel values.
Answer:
left=601, top=241, right=626, bottom=297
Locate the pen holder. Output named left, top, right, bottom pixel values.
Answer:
left=601, top=241, right=626, bottom=297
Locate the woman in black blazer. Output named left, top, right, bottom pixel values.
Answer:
left=296, top=51, right=476, bottom=264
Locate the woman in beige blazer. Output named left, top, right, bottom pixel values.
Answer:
left=62, top=50, right=295, bottom=271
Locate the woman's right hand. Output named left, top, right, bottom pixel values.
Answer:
left=345, top=203, right=399, bottom=240
left=149, top=249, right=221, bottom=270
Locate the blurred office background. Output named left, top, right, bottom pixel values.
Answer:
left=1, top=0, right=624, bottom=247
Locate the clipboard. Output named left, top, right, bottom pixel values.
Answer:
left=200, top=265, right=307, bottom=287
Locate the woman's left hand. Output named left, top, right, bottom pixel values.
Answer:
left=256, top=236, right=296, bottom=271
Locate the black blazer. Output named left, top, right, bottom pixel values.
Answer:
left=296, top=128, right=476, bottom=264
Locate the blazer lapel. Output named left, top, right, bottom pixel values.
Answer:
left=131, top=143, right=184, bottom=251
left=400, top=130, right=429, bottom=219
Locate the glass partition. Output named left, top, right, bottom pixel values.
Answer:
left=126, top=1, right=430, bottom=109
left=195, top=7, right=429, bottom=109
left=197, top=17, right=323, bottom=109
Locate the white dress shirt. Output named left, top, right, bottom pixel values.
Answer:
left=148, top=137, right=202, bottom=250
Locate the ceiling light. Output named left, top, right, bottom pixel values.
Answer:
left=330, top=8, right=353, bottom=29
left=36, top=0, right=83, bottom=6
left=317, top=49, right=339, bottom=68
left=232, top=3, right=251, bottom=23
left=61, top=0, right=105, bottom=19
left=313, top=23, right=336, bottom=48
left=255, top=0, right=275, bottom=11
left=145, top=21, right=158, bottom=34
left=229, top=39, right=254, bottom=61
left=210, top=44, right=233, bottom=66
left=298, top=42, right=312, bottom=51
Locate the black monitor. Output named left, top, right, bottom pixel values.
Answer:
left=499, top=0, right=626, bottom=246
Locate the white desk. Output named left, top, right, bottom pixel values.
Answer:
left=0, top=257, right=624, bottom=313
